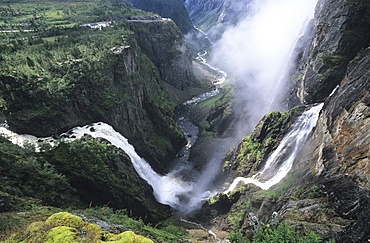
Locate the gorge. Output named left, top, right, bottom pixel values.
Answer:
left=0, top=0, right=369, bottom=242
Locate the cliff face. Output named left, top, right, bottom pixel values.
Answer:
left=293, top=48, right=370, bottom=242
left=127, top=0, right=194, bottom=33
left=287, top=0, right=370, bottom=105
left=127, top=18, right=199, bottom=90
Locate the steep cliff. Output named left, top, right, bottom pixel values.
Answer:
left=127, top=0, right=194, bottom=33
left=290, top=48, right=370, bottom=242
left=202, top=49, right=369, bottom=241
left=127, top=17, right=199, bottom=90
left=287, top=0, right=370, bottom=105
left=0, top=134, right=171, bottom=223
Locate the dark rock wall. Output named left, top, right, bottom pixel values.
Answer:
left=45, top=138, right=172, bottom=223
left=205, top=0, right=369, bottom=241
left=127, top=18, right=199, bottom=90
left=293, top=48, right=370, bottom=242
left=287, top=0, right=370, bottom=106
left=183, top=0, right=253, bottom=41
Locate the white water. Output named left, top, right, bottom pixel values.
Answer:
left=0, top=122, right=195, bottom=209
left=224, top=103, right=323, bottom=193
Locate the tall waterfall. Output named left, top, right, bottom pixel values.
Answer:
left=224, top=103, right=323, bottom=193
left=68, top=123, right=197, bottom=209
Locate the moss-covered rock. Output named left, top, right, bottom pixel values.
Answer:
left=223, top=106, right=305, bottom=178
left=3, top=212, right=153, bottom=243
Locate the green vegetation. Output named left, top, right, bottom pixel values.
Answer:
left=228, top=221, right=321, bottom=243
left=231, top=106, right=302, bottom=174
left=0, top=133, right=187, bottom=241
left=0, top=207, right=188, bottom=242
left=191, top=83, right=234, bottom=139
left=0, top=0, right=146, bottom=28
left=0, top=23, right=135, bottom=121
left=126, top=0, right=193, bottom=33
left=0, top=0, right=184, bottom=167
left=77, top=207, right=187, bottom=242
left=2, top=212, right=154, bottom=243
left=0, top=136, right=73, bottom=209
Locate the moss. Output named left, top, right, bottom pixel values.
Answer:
left=45, top=226, right=77, bottom=243
left=45, top=212, right=85, bottom=228
left=108, top=231, right=153, bottom=243
left=2, top=212, right=154, bottom=243
left=226, top=200, right=251, bottom=228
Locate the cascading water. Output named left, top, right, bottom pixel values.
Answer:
left=224, top=103, right=323, bottom=193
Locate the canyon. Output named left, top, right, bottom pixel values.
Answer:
left=0, top=0, right=369, bottom=242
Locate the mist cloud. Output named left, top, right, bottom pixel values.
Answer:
left=210, top=0, right=317, bottom=128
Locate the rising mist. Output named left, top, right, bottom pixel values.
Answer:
left=210, top=0, right=318, bottom=130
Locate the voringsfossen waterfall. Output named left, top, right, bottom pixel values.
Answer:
left=0, top=0, right=320, bottom=214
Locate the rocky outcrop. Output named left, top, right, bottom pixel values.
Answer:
left=128, top=0, right=194, bottom=33
left=287, top=0, right=370, bottom=105
left=290, top=47, right=370, bottom=242
left=4, top=212, right=154, bottom=242
left=127, top=18, right=199, bottom=90
left=206, top=48, right=369, bottom=242
left=222, top=106, right=306, bottom=180
left=45, top=137, right=172, bottom=223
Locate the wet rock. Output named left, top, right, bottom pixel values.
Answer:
left=287, top=0, right=370, bottom=106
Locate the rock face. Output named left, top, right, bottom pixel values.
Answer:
left=222, top=107, right=306, bottom=181
left=127, top=18, right=199, bottom=90
left=45, top=137, right=172, bottom=223
left=202, top=49, right=369, bottom=240
left=287, top=0, right=370, bottom=105
left=293, top=48, right=370, bottom=242
left=128, top=0, right=194, bottom=33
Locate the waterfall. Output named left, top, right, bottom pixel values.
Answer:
left=224, top=103, right=323, bottom=193
left=67, top=123, right=198, bottom=209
